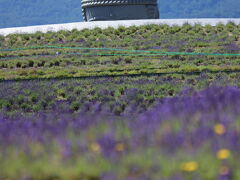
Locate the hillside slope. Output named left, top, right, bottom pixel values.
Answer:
left=0, top=23, right=239, bottom=81
left=1, top=23, right=240, bottom=180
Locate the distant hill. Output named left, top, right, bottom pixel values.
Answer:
left=160, top=0, right=240, bottom=19
left=0, top=0, right=83, bottom=28
left=0, top=0, right=239, bottom=28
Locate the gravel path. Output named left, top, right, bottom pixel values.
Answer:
left=0, top=18, right=240, bottom=36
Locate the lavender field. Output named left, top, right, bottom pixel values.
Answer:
left=0, top=23, right=240, bottom=179
left=1, top=86, right=240, bottom=179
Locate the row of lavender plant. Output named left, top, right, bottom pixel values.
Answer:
left=1, top=72, right=240, bottom=115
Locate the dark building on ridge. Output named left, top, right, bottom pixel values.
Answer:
left=81, top=0, right=159, bottom=21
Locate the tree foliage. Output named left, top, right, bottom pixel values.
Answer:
left=0, top=0, right=83, bottom=28
left=160, top=0, right=240, bottom=18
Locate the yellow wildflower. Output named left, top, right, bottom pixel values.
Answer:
left=219, top=166, right=230, bottom=175
left=115, top=143, right=125, bottom=152
left=217, top=149, right=231, bottom=160
left=181, top=161, right=198, bottom=172
left=90, top=143, right=101, bottom=153
left=214, top=124, right=226, bottom=135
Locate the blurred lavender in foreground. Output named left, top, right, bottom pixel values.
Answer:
left=0, top=86, right=240, bottom=179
